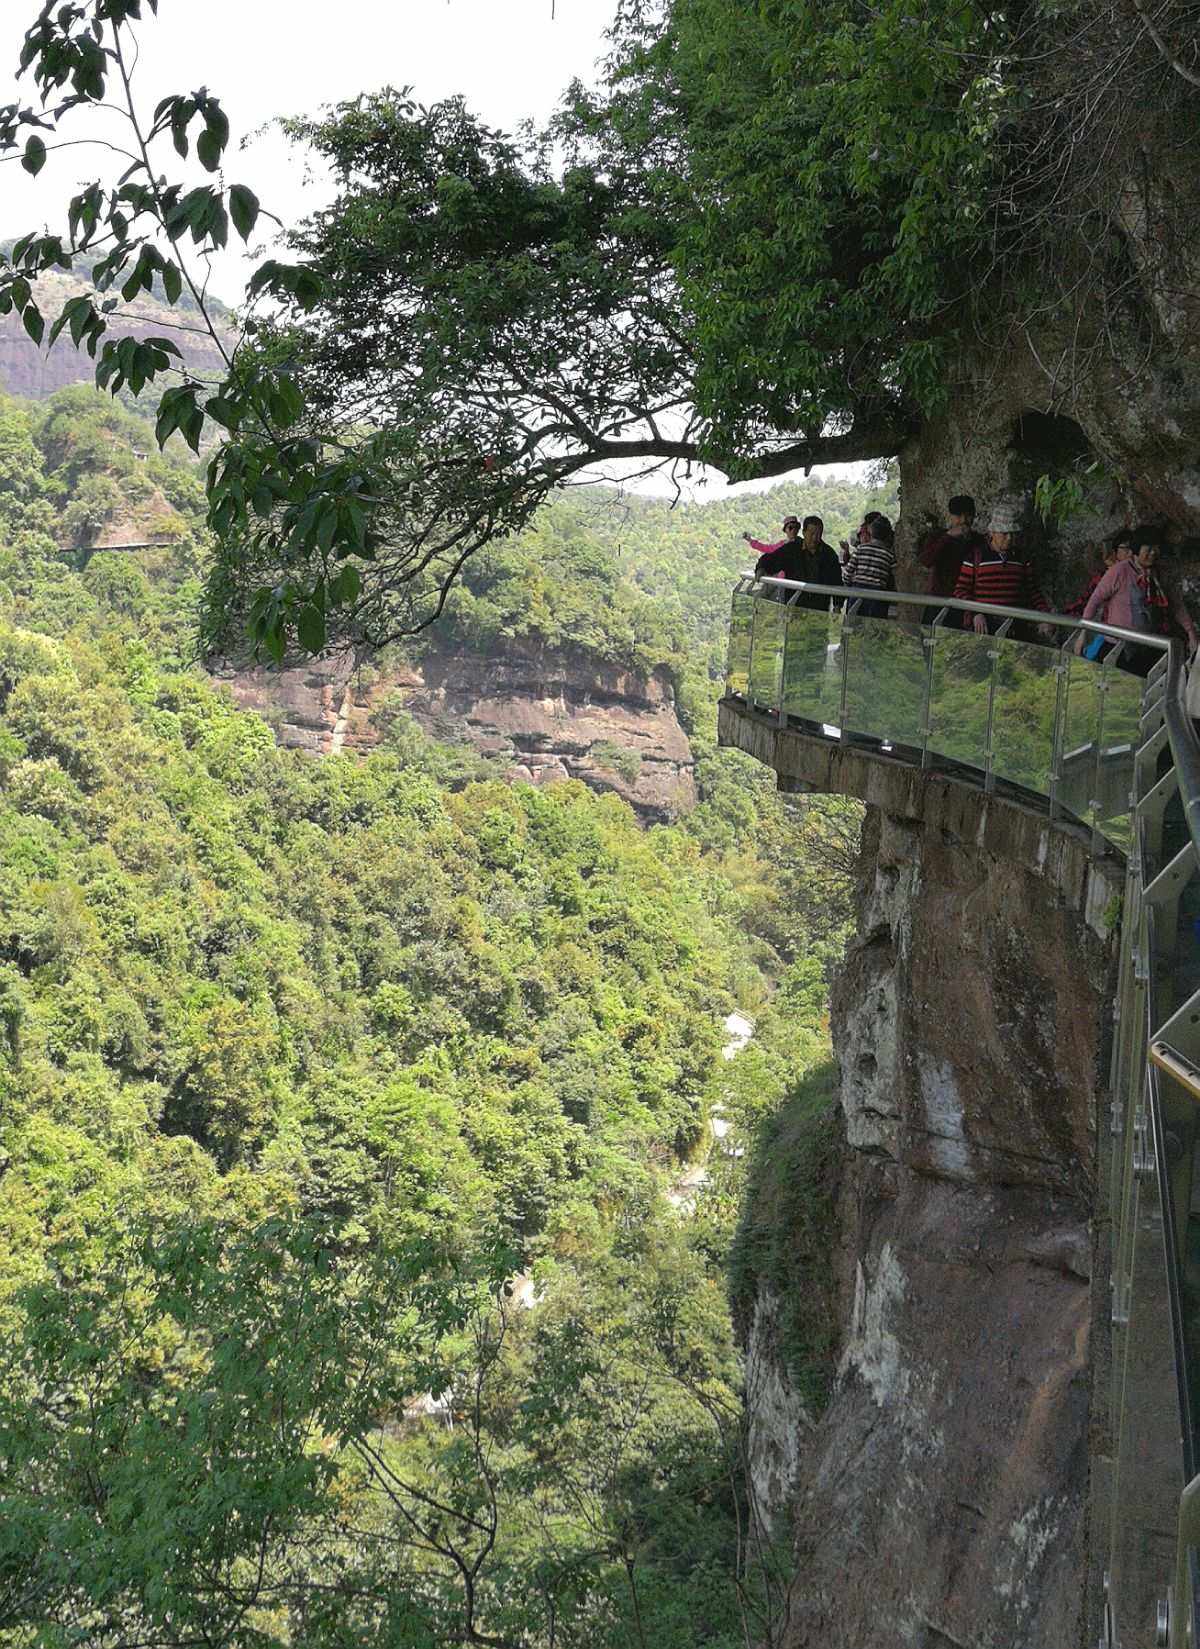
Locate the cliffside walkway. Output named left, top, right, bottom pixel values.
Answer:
left=720, top=574, right=1200, bottom=1649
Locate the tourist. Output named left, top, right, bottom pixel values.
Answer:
left=777, top=514, right=844, bottom=611
left=843, top=513, right=897, bottom=619
left=1133, top=530, right=1198, bottom=656
left=918, top=495, right=988, bottom=609
left=1076, top=549, right=1146, bottom=662
left=953, top=501, right=1055, bottom=637
left=839, top=509, right=883, bottom=571
left=744, top=515, right=803, bottom=583
left=1065, top=543, right=1117, bottom=618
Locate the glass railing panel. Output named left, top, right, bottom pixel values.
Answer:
left=781, top=603, right=843, bottom=726
left=748, top=593, right=785, bottom=710
left=926, top=622, right=996, bottom=772
left=1057, top=653, right=1104, bottom=830
left=842, top=614, right=927, bottom=747
left=1095, top=662, right=1143, bottom=851
left=727, top=589, right=753, bottom=698
left=989, top=635, right=1060, bottom=795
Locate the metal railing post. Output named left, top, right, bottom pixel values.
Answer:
left=776, top=599, right=790, bottom=720
left=983, top=617, right=1012, bottom=795
left=1048, top=632, right=1073, bottom=820
left=1090, top=651, right=1113, bottom=856
left=920, top=608, right=946, bottom=770
left=747, top=588, right=762, bottom=709
left=838, top=598, right=860, bottom=744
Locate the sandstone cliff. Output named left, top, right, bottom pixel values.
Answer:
left=731, top=743, right=1118, bottom=1646
left=218, top=641, right=696, bottom=823
left=0, top=270, right=231, bottom=402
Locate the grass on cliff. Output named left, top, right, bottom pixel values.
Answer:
left=728, top=1057, right=842, bottom=1414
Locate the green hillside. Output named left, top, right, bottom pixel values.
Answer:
left=0, top=385, right=862, bottom=1647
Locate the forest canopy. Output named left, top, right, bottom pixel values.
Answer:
left=0, top=378, right=867, bottom=1646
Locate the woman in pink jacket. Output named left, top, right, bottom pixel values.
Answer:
left=1075, top=554, right=1147, bottom=667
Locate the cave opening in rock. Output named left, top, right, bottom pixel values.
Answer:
left=1009, top=409, right=1093, bottom=478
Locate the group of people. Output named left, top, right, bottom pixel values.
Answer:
left=744, top=511, right=899, bottom=620
left=744, top=494, right=1197, bottom=670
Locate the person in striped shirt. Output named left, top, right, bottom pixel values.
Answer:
left=844, top=514, right=896, bottom=618
left=953, top=502, right=1055, bottom=638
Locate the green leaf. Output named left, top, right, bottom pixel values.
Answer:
left=204, top=396, right=241, bottom=431
left=21, top=135, right=46, bottom=176
left=329, top=565, right=361, bottom=607
left=229, top=184, right=260, bottom=243
left=296, top=605, right=326, bottom=654
left=197, top=128, right=222, bottom=174
left=293, top=269, right=324, bottom=311
left=181, top=403, right=205, bottom=453
left=267, top=376, right=304, bottom=429
left=169, top=95, right=195, bottom=159
left=22, top=304, right=44, bottom=347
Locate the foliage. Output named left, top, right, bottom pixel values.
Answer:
left=7, top=0, right=1192, bottom=654
left=0, top=418, right=861, bottom=1640
left=0, top=601, right=808, bottom=1641
left=592, top=0, right=1000, bottom=460
left=1034, top=459, right=1114, bottom=530
left=0, top=388, right=209, bottom=661
left=727, top=1056, right=841, bottom=1412
left=0, top=252, right=868, bottom=1649
left=0, top=0, right=362, bottom=662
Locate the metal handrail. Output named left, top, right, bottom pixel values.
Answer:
left=741, top=570, right=1172, bottom=655
left=724, top=573, right=1200, bottom=1649
left=1150, top=1041, right=1200, bottom=1102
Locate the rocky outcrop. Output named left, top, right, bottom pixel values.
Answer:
left=719, top=702, right=1117, bottom=1648
left=784, top=805, right=1106, bottom=1648
left=895, top=339, right=1200, bottom=618
left=219, top=641, right=696, bottom=823
left=0, top=271, right=231, bottom=402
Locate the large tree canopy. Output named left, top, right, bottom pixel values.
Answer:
left=222, top=0, right=997, bottom=644
left=1, top=0, right=1197, bottom=653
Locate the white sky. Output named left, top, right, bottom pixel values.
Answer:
left=0, top=0, right=864, bottom=502
left=0, top=0, right=615, bottom=297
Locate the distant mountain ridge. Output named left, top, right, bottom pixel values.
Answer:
left=0, top=267, right=233, bottom=401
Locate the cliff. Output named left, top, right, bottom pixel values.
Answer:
left=0, top=270, right=231, bottom=401
left=218, top=641, right=696, bottom=823
left=721, top=708, right=1118, bottom=1647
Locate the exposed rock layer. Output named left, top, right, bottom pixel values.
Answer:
left=219, top=643, right=696, bottom=823
left=0, top=271, right=230, bottom=402
left=719, top=701, right=1116, bottom=1648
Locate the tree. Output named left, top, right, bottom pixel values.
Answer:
left=9, top=0, right=1192, bottom=650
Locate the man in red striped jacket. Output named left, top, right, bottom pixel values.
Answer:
left=953, top=502, right=1055, bottom=638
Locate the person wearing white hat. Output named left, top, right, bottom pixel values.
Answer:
left=953, top=501, right=1054, bottom=638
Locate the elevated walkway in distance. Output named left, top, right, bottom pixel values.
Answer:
left=720, top=573, right=1200, bottom=1649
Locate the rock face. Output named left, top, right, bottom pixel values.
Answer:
left=219, top=642, right=696, bottom=823
left=894, top=89, right=1200, bottom=606
left=0, top=271, right=230, bottom=402
left=718, top=704, right=1117, bottom=1648
left=895, top=341, right=1200, bottom=618
left=783, top=805, right=1106, bottom=1648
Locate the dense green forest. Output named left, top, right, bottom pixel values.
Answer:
left=0, top=386, right=874, bottom=1647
